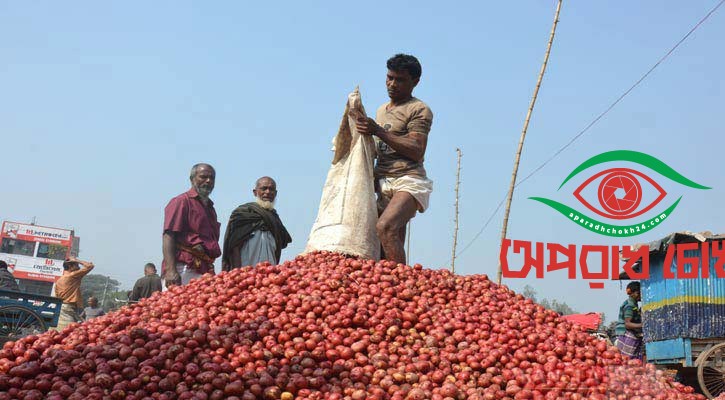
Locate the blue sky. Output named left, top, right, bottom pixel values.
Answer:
left=1, top=1, right=723, bottom=322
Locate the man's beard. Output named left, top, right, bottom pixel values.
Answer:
left=255, top=197, right=275, bottom=210
left=195, top=185, right=213, bottom=199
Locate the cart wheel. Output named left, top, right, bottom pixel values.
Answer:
left=696, top=342, right=725, bottom=399
left=0, top=305, right=47, bottom=345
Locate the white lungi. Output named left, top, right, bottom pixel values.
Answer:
left=377, top=175, right=434, bottom=213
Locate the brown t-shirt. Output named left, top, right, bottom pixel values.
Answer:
left=374, top=97, right=433, bottom=178
left=54, top=266, right=93, bottom=309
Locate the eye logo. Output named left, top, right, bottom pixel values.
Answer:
left=573, top=167, right=667, bottom=220
left=530, top=150, right=710, bottom=237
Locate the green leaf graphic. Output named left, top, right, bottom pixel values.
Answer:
left=558, top=150, right=710, bottom=190
left=529, top=196, right=682, bottom=237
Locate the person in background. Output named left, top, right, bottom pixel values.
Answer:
left=355, top=53, right=434, bottom=264
left=222, top=176, right=292, bottom=270
left=0, top=260, right=19, bottom=291
left=80, top=296, right=105, bottom=321
left=162, top=163, right=221, bottom=287
left=129, top=263, right=163, bottom=301
left=53, top=257, right=94, bottom=329
left=615, top=281, right=644, bottom=360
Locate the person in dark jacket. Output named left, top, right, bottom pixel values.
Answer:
left=221, top=177, right=292, bottom=270
left=0, top=260, right=19, bottom=291
left=129, top=263, right=163, bottom=301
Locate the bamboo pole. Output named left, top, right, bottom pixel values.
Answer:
left=406, top=222, right=411, bottom=262
left=101, top=276, right=110, bottom=309
left=497, top=0, right=563, bottom=285
left=451, top=148, right=462, bottom=273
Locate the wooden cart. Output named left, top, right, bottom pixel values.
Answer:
left=0, top=289, right=62, bottom=345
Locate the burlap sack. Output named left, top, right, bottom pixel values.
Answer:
left=304, top=88, right=380, bottom=260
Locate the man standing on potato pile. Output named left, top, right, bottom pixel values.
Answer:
left=355, top=54, right=433, bottom=264
left=162, top=163, right=221, bottom=287
left=221, top=176, right=292, bottom=270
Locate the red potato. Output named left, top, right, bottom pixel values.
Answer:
left=0, top=252, right=707, bottom=399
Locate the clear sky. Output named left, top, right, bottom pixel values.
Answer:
left=1, top=1, right=723, bottom=323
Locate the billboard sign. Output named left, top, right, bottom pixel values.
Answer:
left=0, top=221, right=74, bottom=282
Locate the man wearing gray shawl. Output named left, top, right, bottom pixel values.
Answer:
left=222, top=177, right=292, bottom=270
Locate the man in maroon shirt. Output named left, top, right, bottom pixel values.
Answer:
left=162, top=163, right=221, bottom=287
